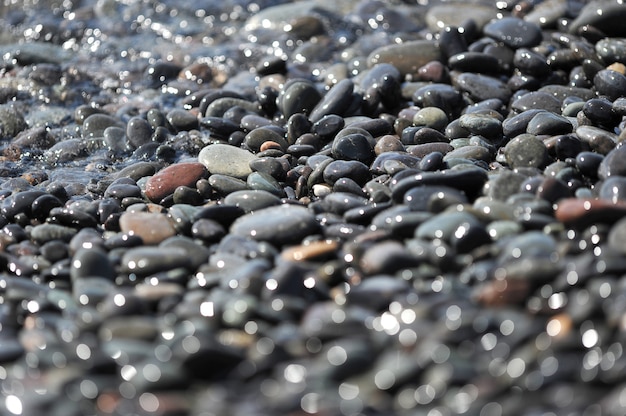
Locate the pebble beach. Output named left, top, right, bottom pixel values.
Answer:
left=2, top=0, right=626, bottom=414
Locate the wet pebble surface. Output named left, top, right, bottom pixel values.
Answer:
left=2, top=1, right=626, bottom=415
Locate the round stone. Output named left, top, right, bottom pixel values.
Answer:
left=198, top=144, right=256, bottom=179
left=119, top=212, right=177, bottom=245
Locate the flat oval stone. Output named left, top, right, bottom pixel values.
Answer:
left=230, top=204, right=320, bottom=246
left=145, top=162, right=207, bottom=203
left=119, top=212, right=176, bottom=245
left=331, top=133, right=375, bottom=164
left=121, top=246, right=191, bottom=275
left=484, top=17, right=542, bottom=49
left=367, top=40, right=442, bottom=77
left=555, top=198, right=626, bottom=228
left=392, top=167, right=488, bottom=202
left=278, top=79, right=322, bottom=117
left=223, top=190, right=282, bottom=213
left=511, top=91, right=561, bottom=113
left=454, top=73, right=512, bottom=103
left=198, top=143, right=256, bottom=179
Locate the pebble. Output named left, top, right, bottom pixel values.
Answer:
left=119, top=212, right=177, bottom=245
left=198, top=143, right=256, bottom=179
left=230, top=204, right=319, bottom=245
left=504, top=133, right=549, bottom=169
left=483, top=17, right=543, bottom=49
left=144, top=162, right=207, bottom=203
left=367, top=40, right=442, bottom=77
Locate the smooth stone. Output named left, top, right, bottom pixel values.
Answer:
left=582, top=98, right=620, bottom=127
left=412, top=83, right=465, bottom=118
left=126, top=117, right=153, bottom=148
left=600, top=177, right=626, bottom=203
left=596, top=38, right=626, bottom=64
left=594, top=70, right=626, bottom=101
left=29, top=223, right=77, bottom=244
left=244, top=128, right=289, bottom=153
left=367, top=40, right=442, bottom=77
left=120, top=246, right=191, bottom=275
left=404, top=185, right=468, bottom=212
left=331, top=133, right=375, bottom=164
left=193, top=204, right=245, bottom=227
left=278, top=79, right=322, bottom=117
left=230, top=205, right=319, bottom=245
left=448, top=52, right=500, bottom=74
left=323, top=160, right=370, bottom=186
left=576, top=125, right=617, bottom=155
left=504, top=134, right=549, bottom=169
left=409, top=142, right=454, bottom=158
left=0, top=105, right=28, bottom=138
left=144, top=162, right=207, bottom=203
left=204, top=97, right=262, bottom=118
left=166, top=109, right=198, bottom=131
left=309, top=78, right=355, bottom=123
left=359, top=241, right=420, bottom=275
left=318, top=192, right=368, bottom=215
left=568, top=1, right=626, bottom=37
left=486, top=171, right=528, bottom=201
left=392, top=167, right=488, bottom=202
left=246, top=171, right=284, bottom=197
left=415, top=210, right=484, bottom=244
left=160, top=236, right=210, bottom=270
left=281, top=240, right=339, bottom=262
left=511, top=91, right=561, bottom=113
left=413, top=107, right=449, bottom=132
left=442, top=145, right=491, bottom=163
left=527, top=112, right=573, bottom=136
left=70, top=248, right=115, bottom=281
left=555, top=198, right=626, bottom=228
left=598, top=145, right=626, bottom=179
left=453, top=73, right=512, bottom=103
left=608, top=217, right=626, bottom=255
left=486, top=220, right=523, bottom=240
left=499, top=231, right=557, bottom=263
left=223, top=190, right=281, bottom=213
left=191, top=218, right=226, bottom=242
left=119, top=212, right=176, bottom=245
left=513, top=48, right=551, bottom=77
left=458, top=113, right=503, bottom=141
left=483, top=17, right=542, bottom=49
left=198, top=144, right=256, bottom=179
left=575, top=151, right=604, bottom=177
left=502, top=109, right=544, bottom=138
left=208, top=174, right=248, bottom=195
left=82, top=113, right=125, bottom=139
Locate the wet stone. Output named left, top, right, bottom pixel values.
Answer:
left=594, top=70, right=626, bottom=101
left=223, top=190, right=281, bottom=213
left=511, top=91, right=561, bottom=113
left=454, top=73, right=512, bottom=103
left=230, top=204, right=319, bottom=246
left=331, top=133, right=375, bottom=164
left=198, top=144, right=256, bottom=179
left=121, top=246, right=191, bottom=276
left=144, top=162, right=207, bottom=203
left=367, top=40, right=442, bottom=78
left=484, top=17, right=542, bottom=48
left=504, top=134, right=549, bottom=169
left=526, top=112, right=573, bottom=136
left=119, top=212, right=176, bottom=245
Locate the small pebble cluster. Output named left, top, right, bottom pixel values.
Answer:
left=2, top=0, right=626, bottom=415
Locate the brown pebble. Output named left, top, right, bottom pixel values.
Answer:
left=259, top=140, right=282, bottom=152
left=119, top=212, right=176, bottom=245
left=607, top=62, right=626, bottom=75
left=554, top=198, right=626, bottom=228
left=281, top=240, right=339, bottom=262
left=374, top=135, right=405, bottom=155
left=474, top=278, right=530, bottom=307
left=409, top=142, right=454, bottom=158
left=145, top=162, right=207, bottom=203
